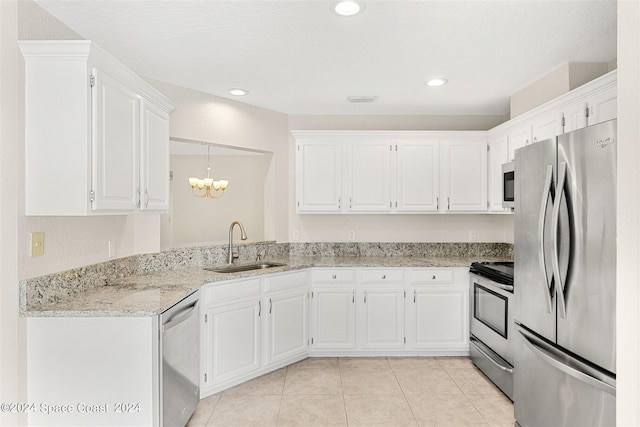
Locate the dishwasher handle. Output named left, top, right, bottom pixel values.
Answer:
left=163, top=299, right=199, bottom=332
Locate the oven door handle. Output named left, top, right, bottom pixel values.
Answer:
left=470, top=337, right=514, bottom=374
left=474, top=278, right=513, bottom=293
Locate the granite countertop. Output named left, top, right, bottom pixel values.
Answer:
left=22, top=255, right=508, bottom=318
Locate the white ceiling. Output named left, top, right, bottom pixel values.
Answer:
left=34, top=0, right=617, bottom=116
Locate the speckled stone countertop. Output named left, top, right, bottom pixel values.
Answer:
left=20, top=242, right=513, bottom=317
left=21, top=253, right=511, bottom=318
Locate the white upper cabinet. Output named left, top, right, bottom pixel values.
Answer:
left=20, top=41, right=174, bottom=216
left=295, top=140, right=342, bottom=213
left=586, top=85, right=617, bottom=126
left=346, top=141, right=392, bottom=212
left=440, top=139, right=488, bottom=212
left=395, top=141, right=440, bottom=212
left=531, top=110, right=563, bottom=143
left=293, top=131, right=488, bottom=214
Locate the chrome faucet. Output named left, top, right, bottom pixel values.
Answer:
left=228, top=221, right=248, bottom=264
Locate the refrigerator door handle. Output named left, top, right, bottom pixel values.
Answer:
left=538, top=164, right=554, bottom=313
left=517, top=327, right=616, bottom=397
left=552, top=161, right=568, bottom=319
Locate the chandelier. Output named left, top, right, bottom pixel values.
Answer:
left=188, top=145, right=228, bottom=198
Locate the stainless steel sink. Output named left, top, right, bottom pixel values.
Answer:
left=205, top=262, right=286, bottom=274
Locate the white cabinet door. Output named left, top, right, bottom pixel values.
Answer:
left=311, top=287, right=356, bottom=349
left=346, top=141, right=392, bottom=212
left=488, top=136, right=509, bottom=212
left=441, top=140, right=488, bottom=212
left=140, top=101, right=170, bottom=211
left=587, top=86, right=617, bottom=126
left=91, top=67, right=140, bottom=211
left=395, top=141, right=440, bottom=212
left=507, top=125, right=531, bottom=161
left=296, top=141, right=342, bottom=212
left=359, top=287, right=405, bottom=349
left=265, top=288, right=309, bottom=366
left=408, top=287, right=469, bottom=352
left=531, top=110, right=563, bottom=143
left=563, top=101, right=588, bottom=133
left=203, top=299, right=261, bottom=389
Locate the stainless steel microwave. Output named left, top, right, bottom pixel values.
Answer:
left=502, top=162, right=515, bottom=209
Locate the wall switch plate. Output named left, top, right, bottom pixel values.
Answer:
left=348, top=230, right=356, bottom=241
left=469, top=231, right=477, bottom=242
left=108, top=240, right=116, bottom=258
left=30, top=232, right=44, bottom=257
left=293, top=230, right=300, bottom=241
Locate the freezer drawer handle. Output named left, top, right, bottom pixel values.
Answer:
left=551, top=161, right=568, bottom=319
left=470, top=337, right=514, bottom=373
left=537, top=164, right=554, bottom=313
left=517, top=328, right=616, bottom=397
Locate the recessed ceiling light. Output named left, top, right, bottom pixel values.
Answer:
left=228, top=88, right=249, bottom=96
left=426, top=78, right=448, bottom=87
left=334, top=0, right=364, bottom=16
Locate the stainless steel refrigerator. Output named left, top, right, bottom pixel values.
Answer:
left=513, top=119, right=616, bottom=427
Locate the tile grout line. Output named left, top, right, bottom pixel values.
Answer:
left=387, top=357, right=422, bottom=427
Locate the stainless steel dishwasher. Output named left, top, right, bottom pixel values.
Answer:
left=160, top=290, right=200, bottom=427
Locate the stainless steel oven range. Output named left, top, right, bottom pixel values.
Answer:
left=469, top=261, right=514, bottom=400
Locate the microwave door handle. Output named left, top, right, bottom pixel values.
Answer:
left=538, top=164, right=554, bottom=313
left=552, top=161, right=568, bottom=319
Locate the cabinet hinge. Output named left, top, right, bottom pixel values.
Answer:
left=204, top=314, right=208, bottom=323
left=89, top=190, right=95, bottom=203
left=585, top=106, right=590, bottom=118
left=311, top=337, right=314, bottom=344
left=404, top=337, right=407, bottom=344
left=89, top=74, right=95, bottom=87
left=390, top=201, right=392, bottom=208
left=487, top=145, right=490, bottom=152
left=404, top=290, right=406, bottom=298
left=204, top=373, right=207, bottom=382
left=389, top=145, right=392, bottom=151
left=297, top=201, right=300, bottom=207
left=297, top=144, right=300, bottom=151
left=311, top=291, right=314, bottom=298
left=395, top=144, right=398, bottom=151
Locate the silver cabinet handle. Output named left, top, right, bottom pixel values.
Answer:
left=332, top=274, right=337, bottom=279
left=447, top=197, right=450, bottom=210
left=432, top=275, right=436, bottom=280
left=136, top=188, right=141, bottom=208
left=258, top=300, right=262, bottom=316
left=144, top=189, right=149, bottom=208
left=269, top=298, right=272, bottom=314
left=413, top=290, right=416, bottom=303
left=352, top=290, right=355, bottom=303
left=382, top=274, right=386, bottom=279
left=436, top=197, right=439, bottom=210
left=364, top=291, right=367, bottom=303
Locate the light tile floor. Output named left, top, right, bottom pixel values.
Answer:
left=186, top=357, right=514, bottom=427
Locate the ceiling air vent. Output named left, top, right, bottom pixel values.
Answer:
left=346, top=95, right=378, bottom=103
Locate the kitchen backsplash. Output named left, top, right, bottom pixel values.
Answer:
left=20, top=241, right=512, bottom=309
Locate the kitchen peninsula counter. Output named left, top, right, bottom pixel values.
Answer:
left=20, top=253, right=511, bottom=318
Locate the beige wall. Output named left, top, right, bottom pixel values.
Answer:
left=510, top=62, right=611, bottom=118
left=146, top=79, right=291, bottom=244
left=165, top=154, right=268, bottom=247
left=617, top=1, right=640, bottom=424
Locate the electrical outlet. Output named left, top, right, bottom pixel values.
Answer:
left=29, top=232, right=44, bottom=257
left=108, top=240, right=116, bottom=258
left=348, top=230, right=356, bottom=241
left=293, top=230, right=300, bottom=241
left=469, top=231, right=477, bottom=242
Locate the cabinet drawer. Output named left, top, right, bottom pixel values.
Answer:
left=361, top=269, right=405, bottom=284
left=265, top=271, right=308, bottom=294
left=312, top=269, right=356, bottom=284
left=204, top=278, right=262, bottom=305
left=410, top=269, right=454, bottom=284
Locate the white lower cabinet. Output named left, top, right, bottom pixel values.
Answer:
left=200, top=272, right=308, bottom=397
left=310, top=267, right=469, bottom=356
left=406, top=268, right=470, bottom=354
left=203, top=298, right=262, bottom=387
left=264, top=274, right=310, bottom=366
